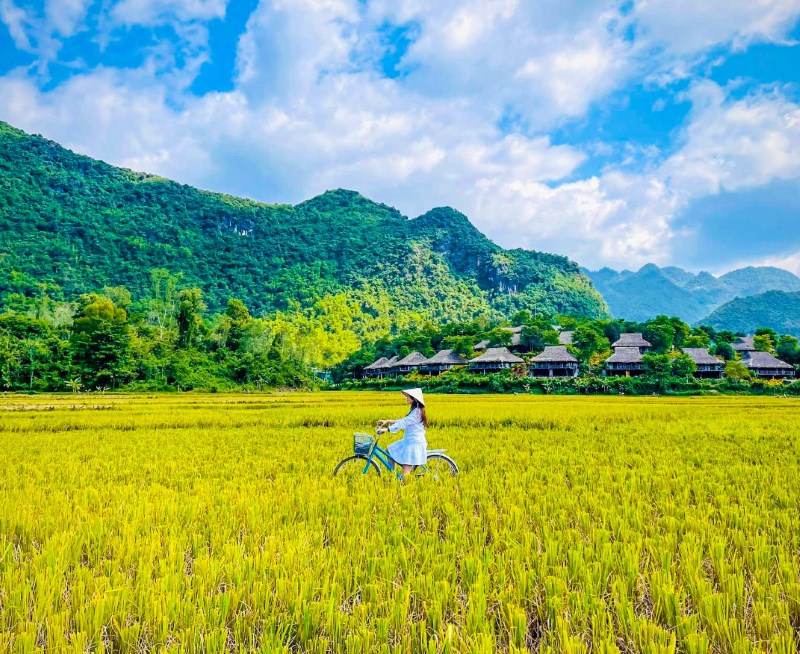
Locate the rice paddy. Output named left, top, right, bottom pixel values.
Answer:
left=2, top=392, right=800, bottom=653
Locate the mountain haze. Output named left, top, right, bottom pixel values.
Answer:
left=0, top=121, right=607, bottom=320
left=587, top=264, right=800, bottom=323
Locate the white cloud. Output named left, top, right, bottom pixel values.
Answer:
left=660, top=81, right=800, bottom=197
left=0, top=0, right=33, bottom=49
left=45, top=0, right=91, bottom=37
left=633, top=0, right=800, bottom=54
left=110, top=0, right=227, bottom=26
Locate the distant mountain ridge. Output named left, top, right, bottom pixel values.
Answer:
left=0, top=121, right=607, bottom=320
left=586, top=263, right=800, bottom=323
left=703, top=291, right=800, bottom=337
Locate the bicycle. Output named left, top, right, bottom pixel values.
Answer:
left=333, top=425, right=459, bottom=479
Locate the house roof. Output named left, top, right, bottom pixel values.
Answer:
left=375, top=355, right=398, bottom=369
left=392, top=352, right=429, bottom=367
left=606, top=347, right=644, bottom=364
left=732, top=337, right=756, bottom=352
left=501, top=325, right=524, bottom=346
left=743, top=351, right=793, bottom=370
left=558, top=330, right=574, bottom=345
left=364, top=356, right=389, bottom=370
left=424, top=349, right=467, bottom=365
left=611, top=333, right=651, bottom=348
left=681, top=348, right=724, bottom=365
left=470, top=347, right=525, bottom=364
left=531, top=346, right=578, bottom=363
left=474, top=339, right=490, bottom=351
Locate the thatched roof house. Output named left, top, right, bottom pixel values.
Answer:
left=469, top=347, right=524, bottom=374
left=611, top=333, right=651, bottom=351
left=742, top=351, right=795, bottom=379
left=605, top=347, right=645, bottom=376
left=390, top=352, right=429, bottom=375
left=531, top=346, right=578, bottom=363
left=372, top=355, right=398, bottom=377
left=422, top=350, right=467, bottom=374
left=530, top=346, right=579, bottom=377
left=363, top=356, right=389, bottom=377
left=558, top=330, right=574, bottom=345
left=474, top=339, right=490, bottom=351
left=732, top=336, right=755, bottom=353
left=682, top=348, right=724, bottom=379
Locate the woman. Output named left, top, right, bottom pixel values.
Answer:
left=377, top=388, right=428, bottom=477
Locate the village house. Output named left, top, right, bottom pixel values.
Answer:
left=681, top=348, right=725, bottom=379
left=421, top=350, right=467, bottom=375
left=372, top=355, right=398, bottom=378
left=469, top=347, right=524, bottom=375
left=529, top=346, right=579, bottom=378
left=741, top=351, right=795, bottom=379
left=605, top=347, right=646, bottom=376
left=605, top=333, right=652, bottom=376
left=362, top=356, right=389, bottom=378
left=611, top=333, right=651, bottom=353
left=388, top=352, right=429, bottom=376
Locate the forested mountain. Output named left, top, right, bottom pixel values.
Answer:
left=701, top=291, right=800, bottom=337
left=587, top=264, right=800, bottom=323
left=0, top=121, right=607, bottom=321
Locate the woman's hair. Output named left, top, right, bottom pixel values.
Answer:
left=409, top=400, right=428, bottom=428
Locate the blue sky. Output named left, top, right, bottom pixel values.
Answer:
left=1, top=0, right=800, bottom=275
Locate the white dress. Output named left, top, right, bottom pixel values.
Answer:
left=386, top=408, right=428, bottom=466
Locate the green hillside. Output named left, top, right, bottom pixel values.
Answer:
left=701, top=291, right=800, bottom=336
left=0, top=121, right=607, bottom=320
left=587, top=263, right=800, bottom=322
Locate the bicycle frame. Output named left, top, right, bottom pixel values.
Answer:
left=364, top=433, right=405, bottom=479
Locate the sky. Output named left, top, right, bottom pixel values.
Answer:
left=1, top=0, right=800, bottom=275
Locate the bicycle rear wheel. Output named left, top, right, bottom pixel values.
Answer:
left=419, top=454, right=459, bottom=480
left=333, top=455, right=381, bottom=477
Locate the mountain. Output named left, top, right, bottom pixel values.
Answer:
left=586, top=264, right=800, bottom=323
left=702, top=291, right=800, bottom=337
left=0, top=121, right=607, bottom=320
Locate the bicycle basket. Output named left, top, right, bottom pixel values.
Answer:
left=353, top=432, right=374, bottom=455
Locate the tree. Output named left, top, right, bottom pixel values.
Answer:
left=642, top=353, right=672, bottom=376
left=716, top=331, right=736, bottom=344
left=724, top=360, right=751, bottom=380
left=71, top=295, right=134, bottom=388
left=753, top=334, right=775, bottom=353
left=225, top=298, right=253, bottom=352
left=714, top=342, right=735, bottom=361
left=571, top=323, right=610, bottom=362
left=670, top=353, right=697, bottom=378
left=147, top=269, right=182, bottom=341
left=519, top=325, right=558, bottom=352
left=176, top=288, right=207, bottom=349
left=643, top=315, right=678, bottom=354
left=776, top=335, right=800, bottom=365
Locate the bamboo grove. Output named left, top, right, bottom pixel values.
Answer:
left=2, top=392, right=800, bottom=652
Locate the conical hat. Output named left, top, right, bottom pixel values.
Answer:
left=402, top=388, right=425, bottom=406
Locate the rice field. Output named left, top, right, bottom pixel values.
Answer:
left=2, top=392, right=800, bottom=653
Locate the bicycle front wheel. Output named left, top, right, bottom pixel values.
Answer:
left=333, top=455, right=381, bottom=477
left=420, top=454, right=459, bottom=480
